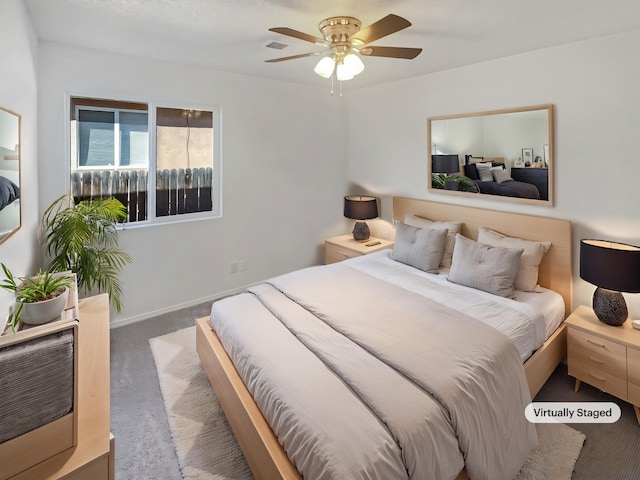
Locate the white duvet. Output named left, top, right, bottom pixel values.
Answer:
left=347, top=250, right=565, bottom=361
left=210, top=254, right=547, bottom=480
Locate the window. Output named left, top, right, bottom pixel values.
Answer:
left=69, top=97, right=221, bottom=224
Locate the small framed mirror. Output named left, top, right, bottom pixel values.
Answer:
left=0, top=106, right=22, bottom=243
left=428, top=104, right=554, bottom=205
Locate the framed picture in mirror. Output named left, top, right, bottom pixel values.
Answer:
left=522, top=148, right=534, bottom=166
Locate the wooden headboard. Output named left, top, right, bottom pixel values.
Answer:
left=393, top=197, right=573, bottom=317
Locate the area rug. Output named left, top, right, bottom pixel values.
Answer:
left=150, top=326, right=585, bottom=480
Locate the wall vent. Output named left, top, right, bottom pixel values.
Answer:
left=265, top=41, right=288, bottom=50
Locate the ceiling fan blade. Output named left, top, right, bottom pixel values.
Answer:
left=265, top=52, right=323, bottom=63
left=269, top=27, right=326, bottom=45
left=360, top=46, right=422, bottom=59
left=352, top=14, right=411, bottom=45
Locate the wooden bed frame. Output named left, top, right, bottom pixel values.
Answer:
left=196, top=197, right=573, bottom=480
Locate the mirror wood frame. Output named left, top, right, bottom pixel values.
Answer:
left=0, top=106, right=22, bottom=244
left=427, top=104, right=554, bottom=206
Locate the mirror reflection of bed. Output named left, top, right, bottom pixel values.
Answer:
left=0, top=106, right=21, bottom=243
left=428, top=104, right=553, bottom=205
left=196, top=196, right=572, bottom=480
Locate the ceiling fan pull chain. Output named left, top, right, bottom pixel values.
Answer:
left=330, top=75, right=334, bottom=96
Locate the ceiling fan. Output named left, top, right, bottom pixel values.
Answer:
left=266, top=14, right=422, bottom=83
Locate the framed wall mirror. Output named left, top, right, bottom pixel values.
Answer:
left=428, top=104, right=554, bottom=205
left=0, top=107, right=22, bottom=243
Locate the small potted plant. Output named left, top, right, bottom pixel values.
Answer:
left=1, top=263, right=74, bottom=332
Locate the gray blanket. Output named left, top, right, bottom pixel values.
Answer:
left=211, top=262, right=537, bottom=480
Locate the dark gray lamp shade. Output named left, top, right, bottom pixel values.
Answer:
left=432, top=154, right=460, bottom=174
left=344, top=196, right=378, bottom=220
left=432, top=154, right=461, bottom=191
left=344, top=196, right=378, bottom=241
left=580, top=239, right=640, bottom=325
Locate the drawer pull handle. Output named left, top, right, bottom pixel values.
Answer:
left=588, top=373, right=606, bottom=383
left=586, top=339, right=606, bottom=348
left=587, top=356, right=604, bottom=365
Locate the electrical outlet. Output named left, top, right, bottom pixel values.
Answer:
left=230, top=262, right=238, bottom=274
left=381, top=231, right=389, bottom=240
left=238, top=260, right=247, bottom=272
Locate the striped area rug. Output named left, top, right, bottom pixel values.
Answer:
left=150, top=326, right=585, bottom=480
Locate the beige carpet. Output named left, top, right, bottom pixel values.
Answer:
left=150, top=326, right=585, bottom=480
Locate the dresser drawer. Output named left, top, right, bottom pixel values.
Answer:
left=628, top=347, right=640, bottom=405
left=568, top=328, right=626, bottom=359
left=325, top=243, right=362, bottom=263
left=568, top=328, right=627, bottom=399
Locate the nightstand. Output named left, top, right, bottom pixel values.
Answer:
left=566, top=305, right=640, bottom=424
left=325, top=234, right=394, bottom=264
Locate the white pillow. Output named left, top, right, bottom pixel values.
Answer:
left=448, top=234, right=523, bottom=299
left=492, top=169, right=513, bottom=184
left=404, top=214, right=462, bottom=268
left=475, top=163, right=493, bottom=182
left=391, top=223, right=448, bottom=273
left=477, top=227, right=551, bottom=292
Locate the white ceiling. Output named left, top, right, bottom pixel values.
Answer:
left=23, top=0, right=640, bottom=90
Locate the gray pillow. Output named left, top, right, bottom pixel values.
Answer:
left=477, top=227, right=551, bottom=292
left=448, top=234, right=524, bottom=298
left=391, top=223, right=448, bottom=273
left=403, top=214, right=462, bottom=268
left=475, top=163, right=494, bottom=182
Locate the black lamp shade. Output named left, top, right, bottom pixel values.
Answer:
left=344, top=196, right=378, bottom=220
left=432, top=154, right=460, bottom=174
left=580, top=239, right=640, bottom=293
left=581, top=239, right=640, bottom=326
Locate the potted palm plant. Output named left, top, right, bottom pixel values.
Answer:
left=1, top=263, right=74, bottom=331
left=41, top=194, right=132, bottom=313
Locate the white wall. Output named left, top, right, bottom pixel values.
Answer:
left=38, top=43, right=350, bottom=325
left=0, top=0, right=40, bottom=316
left=347, top=29, right=640, bottom=317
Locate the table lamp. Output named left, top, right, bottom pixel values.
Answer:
left=344, top=196, right=378, bottom=242
left=580, top=239, right=640, bottom=326
left=432, top=154, right=461, bottom=190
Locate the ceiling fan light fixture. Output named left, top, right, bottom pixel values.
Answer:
left=336, top=62, right=354, bottom=81
left=314, top=56, right=335, bottom=78
left=343, top=53, right=364, bottom=76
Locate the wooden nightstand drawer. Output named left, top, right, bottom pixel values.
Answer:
left=325, top=243, right=362, bottom=263
left=568, top=328, right=628, bottom=399
left=568, top=328, right=626, bottom=359
left=629, top=347, right=640, bottom=405
left=568, top=358, right=628, bottom=400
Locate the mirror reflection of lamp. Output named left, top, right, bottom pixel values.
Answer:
left=344, top=196, right=378, bottom=242
left=580, top=239, right=640, bottom=326
left=432, top=154, right=461, bottom=190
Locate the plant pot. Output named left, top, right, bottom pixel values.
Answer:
left=19, top=287, right=69, bottom=325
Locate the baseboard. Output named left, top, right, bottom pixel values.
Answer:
left=109, top=283, right=259, bottom=329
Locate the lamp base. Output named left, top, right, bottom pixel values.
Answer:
left=593, top=287, right=628, bottom=326
left=352, top=221, right=370, bottom=242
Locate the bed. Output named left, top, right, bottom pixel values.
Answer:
left=463, top=162, right=541, bottom=200
left=196, top=196, right=572, bottom=480
left=474, top=179, right=540, bottom=199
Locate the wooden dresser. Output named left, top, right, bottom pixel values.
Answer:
left=566, top=305, right=640, bottom=424
left=8, top=294, right=114, bottom=479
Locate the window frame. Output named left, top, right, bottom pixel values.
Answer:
left=74, top=105, right=150, bottom=171
left=66, top=93, right=223, bottom=228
